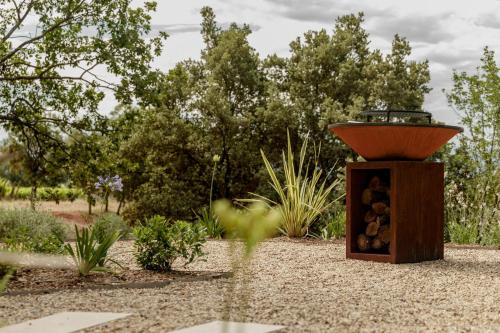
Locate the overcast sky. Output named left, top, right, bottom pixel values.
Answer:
left=109, top=0, right=499, bottom=124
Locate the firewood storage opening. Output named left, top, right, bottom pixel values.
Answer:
left=350, top=169, right=391, bottom=256
left=346, top=161, right=446, bottom=264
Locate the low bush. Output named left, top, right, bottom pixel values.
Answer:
left=0, top=266, right=14, bottom=292
left=195, top=207, right=224, bottom=239
left=0, top=208, right=67, bottom=253
left=66, top=189, right=80, bottom=202
left=43, top=188, right=63, bottom=204
left=0, top=182, right=83, bottom=202
left=314, top=210, right=346, bottom=240
left=446, top=221, right=479, bottom=244
left=134, top=216, right=206, bottom=272
left=15, top=188, right=30, bottom=200
left=93, top=213, right=131, bottom=243
left=445, top=174, right=500, bottom=245
left=65, top=225, right=122, bottom=276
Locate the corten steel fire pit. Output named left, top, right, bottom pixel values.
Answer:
left=329, top=111, right=463, bottom=263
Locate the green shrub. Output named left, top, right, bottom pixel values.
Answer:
left=64, top=225, right=121, bottom=276
left=313, top=210, right=346, bottom=240
left=15, top=188, right=30, bottom=200
left=445, top=173, right=499, bottom=245
left=43, top=188, right=63, bottom=204
left=0, top=179, right=8, bottom=199
left=66, top=189, right=80, bottom=202
left=195, top=207, right=224, bottom=239
left=93, top=213, right=131, bottom=243
left=447, top=221, right=479, bottom=244
left=481, top=223, right=500, bottom=246
left=0, top=266, right=14, bottom=293
left=7, top=186, right=82, bottom=202
left=244, top=132, right=342, bottom=237
left=0, top=209, right=67, bottom=253
left=134, top=216, right=206, bottom=272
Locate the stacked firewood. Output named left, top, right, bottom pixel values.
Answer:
left=357, top=176, right=391, bottom=252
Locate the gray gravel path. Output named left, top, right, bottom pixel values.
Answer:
left=1, top=239, right=499, bottom=333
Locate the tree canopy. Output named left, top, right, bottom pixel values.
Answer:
left=0, top=0, right=166, bottom=144
left=119, top=8, right=432, bottom=220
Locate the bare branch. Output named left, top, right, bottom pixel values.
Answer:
left=0, top=74, right=117, bottom=91
left=0, top=12, right=75, bottom=65
left=2, top=0, right=34, bottom=43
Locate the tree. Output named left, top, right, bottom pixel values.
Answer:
left=121, top=7, right=284, bottom=220
left=446, top=47, right=499, bottom=172
left=269, top=13, right=430, bottom=169
left=2, top=128, right=66, bottom=209
left=119, top=8, right=431, bottom=221
left=0, top=0, right=166, bottom=144
left=443, top=47, right=499, bottom=244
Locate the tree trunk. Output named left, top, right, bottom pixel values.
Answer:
left=117, top=196, right=124, bottom=215
left=104, top=192, right=109, bottom=212
left=30, top=185, right=37, bottom=211
left=87, top=193, right=92, bottom=215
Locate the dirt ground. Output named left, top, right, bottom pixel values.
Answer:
left=0, top=199, right=120, bottom=225
left=1, top=239, right=499, bottom=333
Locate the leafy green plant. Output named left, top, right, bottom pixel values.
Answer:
left=246, top=132, right=342, bottom=237
left=64, top=226, right=121, bottom=276
left=66, top=189, right=80, bottom=202
left=15, top=188, right=30, bottom=200
left=0, top=209, right=67, bottom=253
left=93, top=213, right=131, bottom=243
left=316, top=210, right=346, bottom=240
left=481, top=223, right=500, bottom=246
left=44, top=188, right=63, bottom=204
left=0, top=253, right=16, bottom=293
left=443, top=48, right=499, bottom=245
left=445, top=174, right=499, bottom=245
left=214, top=200, right=280, bottom=256
left=134, top=216, right=206, bottom=272
left=0, top=266, right=14, bottom=293
left=195, top=207, right=224, bottom=239
left=447, top=221, right=479, bottom=244
left=0, top=179, right=8, bottom=198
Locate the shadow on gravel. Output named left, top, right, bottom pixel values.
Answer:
left=3, top=271, right=232, bottom=297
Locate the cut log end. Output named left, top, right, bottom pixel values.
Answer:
left=361, top=188, right=373, bottom=205
left=357, top=234, right=371, bottom=252
left=364, top=210, right=377, bottom=223
left=372, top=202, right=388, bottom=215
left=371, top=237, right=384, bottom=250
left=366, top=220, right=380, bottom=237
left=378, top=224, right=391, bottom=244
left=368, top=176, right=381, bottom=190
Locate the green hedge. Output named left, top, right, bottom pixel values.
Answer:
left=0, top=180, right=83, bottom=202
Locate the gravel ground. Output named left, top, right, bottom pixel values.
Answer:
left=1, top=239, right=499, bottom=333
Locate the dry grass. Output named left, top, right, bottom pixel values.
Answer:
left=0, top=199, right=120, bottom=214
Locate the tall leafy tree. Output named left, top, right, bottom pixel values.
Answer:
left=121, top=7, right=293, bottom=220
left=0, top=0, right=166, bottom=143
left=268, top=13, right=431, bottom=167
left=443, top=47, right=499, bottom=243
left=120, top=8, right=431, bottom=221
left=446, top=47, right=499, bottom=172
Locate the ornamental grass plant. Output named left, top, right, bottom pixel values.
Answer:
left=245, top=132, right=342, bottom=237
left=64, top=225, right=122, bottom=276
